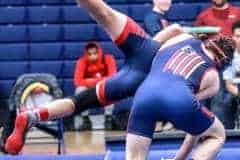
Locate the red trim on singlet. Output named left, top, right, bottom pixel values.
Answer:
left=114, top=17, right=146, bottom=45
left=201, top=106, right=215, bottom=118
left=97, top=80, right=115, bottom=106
left=97, top=80, right=107, bottom=105
left=97, top=80, right=116, bottom=106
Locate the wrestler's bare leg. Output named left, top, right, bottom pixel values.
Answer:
left=192, top=117, right=225, bottom=160
left=34, top=99, right=75, bottom=120
left=76, top=0, right=127, bottom=41
left=175, top=117, right=225, bottom=160
left=76, top=0, right=183, bottom=44
left=174, top=134, right=199, bottom=160
left=126, top=133, right=152, bottom=160
left=5, top=87, right=99, bottom=154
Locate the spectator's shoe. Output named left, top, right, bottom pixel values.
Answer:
left=162, top=122, right=174, bottom=131
left=105, top=115, right=114, bottom=130
left=111, top=111, right=130, bottom=131
left=0, top=139, right=7, bottom=154
left=79, top=116, right=92, bottom=131
left=5, top=113, right=29, bottom=155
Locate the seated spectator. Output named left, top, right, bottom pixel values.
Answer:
left=195, top=0, right=240, bottom=38
left=211, top=74, right=237, bottom=129
left=224, top=21, right=240, bottom=88
left=213, top=21, right=240, bottom=129
left=143, top=0, right=171, bottom=36
left=74, top=42, right=117, bottom=130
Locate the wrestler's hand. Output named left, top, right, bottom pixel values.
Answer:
left=168, top=23, right=184, bottom=35
left=153, top=23, right=183, bottom=43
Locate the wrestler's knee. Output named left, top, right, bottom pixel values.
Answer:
left=201, top=117, right=226, bottom=144
left=191, top=117, right=225, bottom=160
left=212, top=118, right=226, bottom=145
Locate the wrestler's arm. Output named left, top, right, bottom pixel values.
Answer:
left=175, top=135, right=199, bottom=160
left=153, top=24, right=194, bottom=47
left=195, top=69, right=220, bottom=100
left=153, top=24, right=185, bottom=43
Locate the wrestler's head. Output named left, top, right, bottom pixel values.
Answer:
left=153, top=0, right=172, bottom=12
left=204, top=35, right=235, bottom=69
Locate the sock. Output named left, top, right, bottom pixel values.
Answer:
left=35, top=108, right=49, bottom=121
left=25, top=108, right=49, bottom=127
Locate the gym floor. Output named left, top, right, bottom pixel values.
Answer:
left=23, top=130, right=124, bottom=155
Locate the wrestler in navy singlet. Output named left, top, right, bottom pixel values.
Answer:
left=153, top=38, right=215, bottom=93
left=97, top=18, right=161, bottom=105
left=128, top=38, right=216, bottom=138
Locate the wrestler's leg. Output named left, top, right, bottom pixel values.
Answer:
left=126, top=133, right=151, bottom=160
left=174, top=106, right=225, bottom=160
left=75, top=0, right=183, bottom=46
left=125, top=84, right=159, bottom=160
left=5, top=88, right=101, bottom=154
left=76, top=0, right=127, bottom=41
left=174, top=134, right=199, bottom=160
left=176, top=117, right=225, bottom=160
left=191, top=117, right=225, bottom=160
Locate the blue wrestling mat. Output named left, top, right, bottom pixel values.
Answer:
left=0, top=155, right=104, bottom=160
left=0, top=130, right=239, bottom=160
left=105, top=148, right=240, bottom=160
left=105, top=130, right=240, bottom=160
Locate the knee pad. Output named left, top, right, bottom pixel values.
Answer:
left=69, top=87, right=101, bottom=114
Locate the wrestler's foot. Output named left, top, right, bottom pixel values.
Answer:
left=5, top=113, right=29, bottom=155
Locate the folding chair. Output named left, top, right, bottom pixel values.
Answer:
left=8, top=73, right=65, bottom=154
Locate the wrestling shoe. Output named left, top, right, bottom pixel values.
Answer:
left=5, top=113, right=29, bottom=155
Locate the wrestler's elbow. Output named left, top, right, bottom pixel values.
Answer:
left=205, top=81, right=220, bottom=98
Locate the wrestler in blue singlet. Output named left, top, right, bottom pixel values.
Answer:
left=128, top=38, right=216, bottom=138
